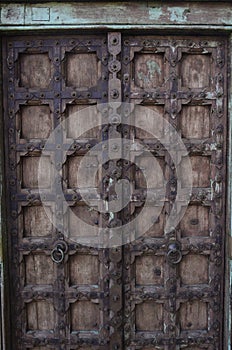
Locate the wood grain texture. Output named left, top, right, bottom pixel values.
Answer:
left=3, top=34, right=227, bottom=349
left=122, top=34, right=226, bottom=349
left=69, top=205, right=100, bottom=237
left=180, top=105, right=210, bottom=139
left=136, top=302, right=163, bottom=331
left=180, top=205, right=209, bottom=237
left=181, top=156, right=210, bottom=187
left=134, top=53, right=164, bottom=89
left=66, top=104, right=100, bottom=139
left=69, top=254, right=99, bottom=285
left=181, top=54, right=211, bottom=88
left=20, top=105, right=53, bottom=140
left=179, top=254, right=209, bottom=285
left=70, top=301, right=100, bottom=331
left=66, top=53, right=100, bottom=88
left=22, top=156, right=51, bottom=189
left=134, top=105, right=164, bottom=139
left=67, top=155, right=99, bottom=188
left=1, top=2, right=232, bottom=27
left=27, top=301, right=55, bottom=331
left=23, top=206, right=53, bottom=237
left=25, top=254, right=55, bottom=285
left=19, top=53, right=52, bottom=89
left=135, top=156, right=165, bottom=189
left=136, top=207, right=165, bottom=237
left=136, top=255, right=164, bottom=285
left=179, top=301, right=208, bottom=330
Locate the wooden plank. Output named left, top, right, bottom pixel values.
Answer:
left=179, top=300, right=208, bottom=330
left=19, top=105, right=53, bottom=140
left=1, top=0, right=230, bottom=2
left=224, top=33, right=232, bottom=350
left=181, top=54, right=211, bottom=88
left=66, top=53, right=100, bottom=89
left=0, top=2, right=232, bottom=28
left=0, top=38, right=7, bottom=350
left=180, top=205, right=209, bottom=237
left=25, top=254, right=55, bottom=285
left=27, top=301, right=55, bottom=331
left=19, top=53, right=52, bottom=89
left=70, top=301, right=100, bottom=331
left=123, top=34, right=227, bottom=348
left=69, top=254, right=99, bottom=285
left=135, top=255, right=164, bottom=285
left=180, top=254, right=209, bottom=285
left=180, top=105, right=211, bottom=139
left=136, top=302, right=164, bottom=331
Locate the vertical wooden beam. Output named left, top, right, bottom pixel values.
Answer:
left=229, top=33, right=232, bottom=350
left=0, top=37, right=4, bottom=350
left=225, top=33, right=232, bottom=350
left=0, top=37, right=9, bottom=350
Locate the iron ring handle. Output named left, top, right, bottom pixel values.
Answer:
left=51, top=247, right=64, bottom=264
left=167, top=241, right=182, bottom=265
left=167, top=249, right=182, bottom=264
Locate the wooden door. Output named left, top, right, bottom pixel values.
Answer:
left=2, top=33, right=227, bottom=350
left=121, top=35, right=227, bottom=350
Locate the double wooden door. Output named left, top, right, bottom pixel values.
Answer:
left=3, top=33, right=227, bottom=349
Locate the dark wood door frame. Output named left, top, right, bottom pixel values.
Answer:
left=0, top=2, right=232, bottom=350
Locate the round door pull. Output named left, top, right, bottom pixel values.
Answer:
left=167, top=241, right=182, bottom=265
left=51, top=247, right=65, bottom=264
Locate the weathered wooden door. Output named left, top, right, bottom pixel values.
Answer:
left=3, top=33, right=227, bottom=349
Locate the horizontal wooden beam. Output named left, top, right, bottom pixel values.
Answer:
left=0, top=0, right=231, bottom=2
left=0, top=2, right=232, bottom=30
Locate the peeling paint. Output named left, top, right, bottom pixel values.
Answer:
left=137, top=59, right=161, bottom=87
left=0, top=2, right=232, bottom=28
left=148, top=7, right=163, bottom=21
left=0, top=4, right=24, bottom=25
left=31, top=7, right=50, bottom=21
left=147, top=60, right=161, bottom=76
left=168, top=7, right=191, bottom=23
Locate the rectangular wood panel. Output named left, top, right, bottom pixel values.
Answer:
left=23, top=206, right=53, bottom=237
left=136, top=302, right=164, bottom=331
left=24, top=254, right=55, bottom=285
left=19, top=105, right=53, bottom=140
left=180, top=105, right=211, bottom=139
left=69, top=254, right=99, bottom=285
left=66, top=53, right=100, bottom=88
left=19, top=53, right=53, bottom=89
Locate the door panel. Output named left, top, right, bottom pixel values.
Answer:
left=122, top=35, right=226, bottom=349
left=3, top=34, right=227, bottom=350
left=3, top=34, right=110, bottom=350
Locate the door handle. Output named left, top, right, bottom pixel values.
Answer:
left=167, top=241, right=182, bottom=265
left=51, top=241, right=68, bottom=264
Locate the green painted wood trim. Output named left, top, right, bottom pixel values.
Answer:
left=1, top=25, right=232, bottom=32
left=0, top=2, right=232, bottom=29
